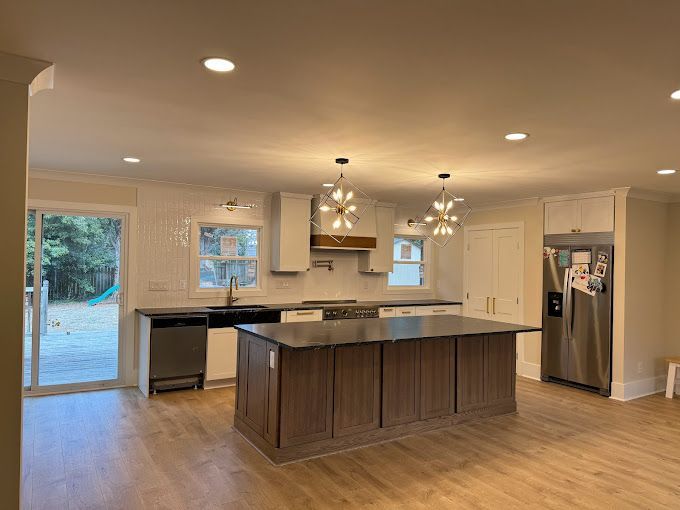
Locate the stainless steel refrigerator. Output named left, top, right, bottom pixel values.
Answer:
left=541, top=235, right=613, bottom=396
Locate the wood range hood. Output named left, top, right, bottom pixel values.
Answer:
left=310, top=195, right=377, bottom=251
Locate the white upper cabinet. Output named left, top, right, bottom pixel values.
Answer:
left=544, top=196, right=614, bottom=234
left=271, top=192, right=312, bottom=271
left=358, top=203, right=395, bottom=273
left=579, top=196, right=615, bottom=233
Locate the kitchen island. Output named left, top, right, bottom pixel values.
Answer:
left=234, top=315, right=540, bottom=464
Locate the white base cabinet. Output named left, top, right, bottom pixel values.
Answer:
left=415, top=305, right=461, bottom=316
left=282, top=309, right=323, bottom=322
left=206, top=327, right=238, bottom=382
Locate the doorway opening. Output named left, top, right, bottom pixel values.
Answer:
left=24, top=209, right=126, bottom=393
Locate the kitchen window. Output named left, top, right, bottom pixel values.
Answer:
left=387, top=236, right=427, bottom=288
left=189, top=218, right=263, bottom=298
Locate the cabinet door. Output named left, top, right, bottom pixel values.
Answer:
left=378, top=307, right=397, bottom=318
left=578, top=196, right=614, bottom=233
left=465, top=230, right=493, bottom=319
left=487, top=334, right=516, bottom=405
left=271, top=193, right=312, bottom=271
left=416, top=305, right=459, bottom=316
left=544, top=200, right=578, bottom=234
left=279, top=348, right=334, bottom=447
left=206, top=328, right=238, bottom=381
left=395, top=306, right=416, bottom=317
left=333, top=344, right=381, bottom=437
left=358, top=205, right=395, bottom=273
left=491, top=229, right=520, bottom=323
left=285, top=309, right=323, bottom=322
left=420, top=338, right=455, bottom=419
left=456, top=336, right=487, bottom=412
left=382, top=341, right=420, bottom=426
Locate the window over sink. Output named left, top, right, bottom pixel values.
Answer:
left=189, top=217, right=264, bottom=298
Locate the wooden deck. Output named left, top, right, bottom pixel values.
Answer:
left=21, top=377, right=680, bottom=509
left=23, top=330, right=118, bottom=387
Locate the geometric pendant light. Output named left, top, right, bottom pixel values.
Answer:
left=412, top=173, right=471, bottom=247
left=310, top=157, right=372, bottom=244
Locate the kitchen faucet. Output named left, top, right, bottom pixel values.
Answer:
left=228, top=275, right=239, bottom=306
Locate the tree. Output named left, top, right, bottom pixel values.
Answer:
left=25, top=214, right=121, bottom=300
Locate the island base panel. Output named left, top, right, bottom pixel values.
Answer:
left=235, top=331, right=517, bottom=464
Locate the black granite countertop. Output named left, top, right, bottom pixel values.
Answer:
left=136, top=299, right=462, bottom=317
left=236, top=315, right=541, bottom=349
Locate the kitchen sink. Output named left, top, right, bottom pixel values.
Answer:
left=207, top=306, right=281, bottom=329
left=207, top=305, right=268, bottom=310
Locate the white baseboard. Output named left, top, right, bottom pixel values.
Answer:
left=610, top=375, right=667, bottom=401
left=517, top=360, right=541, bottom=381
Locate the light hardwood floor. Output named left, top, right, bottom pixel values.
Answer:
left=22, top=378, right=680, bottom=509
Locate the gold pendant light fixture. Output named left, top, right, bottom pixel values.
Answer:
left=310, top=157, right=372, bottom=244
left=413, top=173, right=471, bottom=247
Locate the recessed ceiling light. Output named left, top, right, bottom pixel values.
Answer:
left=670, top=89, right=680, bottom=100
left=202, top=57, right=235, bottom=73
left=322, top=183, right=334, bottom=187
left=504, top=132, right=529, bottom=141
left=657, top=169, right=676, bottom=175
left=122, top=157, right=140, bottom=163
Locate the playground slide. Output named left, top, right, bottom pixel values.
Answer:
left=88, top=284, right=120, bottom=306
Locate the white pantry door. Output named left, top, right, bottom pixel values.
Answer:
left=465, top=229, right=493, bottom=319
left=491, top=228, right=521, bottom=322
left=464, top=225, right=522, bottom=323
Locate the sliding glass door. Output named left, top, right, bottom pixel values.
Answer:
left=24, top=209, right=125, bottom=393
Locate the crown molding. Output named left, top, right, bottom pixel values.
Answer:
left=0, top=52, right=53, bottom=92
left=625, top=187, right=680, bottom=204
left=469, top=197, right=540, bottom=212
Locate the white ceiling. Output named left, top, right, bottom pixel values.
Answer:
left=2, top=0, right=680, bottom=207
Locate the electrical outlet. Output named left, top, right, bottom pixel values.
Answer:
left=149, top=280, right=170, bottom=291
left=275, top=280, right=290, bottom=290
left=637, top=361, right=643, bottom=374
left=178, top=280, right=187, bottom=290
left=363, top=280, right=369, bottom=291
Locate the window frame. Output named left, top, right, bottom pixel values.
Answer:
left=385, top=233, right=432, bottom=293
left=189, top=216, right=265, bottom=299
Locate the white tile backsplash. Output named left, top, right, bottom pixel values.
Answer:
left=135, top=181, right=434, bottom=308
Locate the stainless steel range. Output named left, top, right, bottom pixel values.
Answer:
left=301, top=300, right=379, bottom=320
left=322, top=304, right=379, bottom=320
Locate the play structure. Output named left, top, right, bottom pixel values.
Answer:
left=87, top=284, right=120, bottom=306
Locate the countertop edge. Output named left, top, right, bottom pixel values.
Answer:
left=135, top=300, right=463, bottom=317
left=234, top=323, right=542, bottom=350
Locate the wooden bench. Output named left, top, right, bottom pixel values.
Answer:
left=666, top=357, right=680, bottom=399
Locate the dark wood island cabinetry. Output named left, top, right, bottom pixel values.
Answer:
left=234, top=315, right=540, bottom=464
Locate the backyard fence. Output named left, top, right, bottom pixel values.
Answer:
left=47, top=266, right=118, bottom=301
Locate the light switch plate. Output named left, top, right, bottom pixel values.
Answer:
left=269, top=351, right=276, bottom=369
left=149, top=280, right=170, bottom=291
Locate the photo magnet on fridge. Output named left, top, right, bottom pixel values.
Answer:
left=594, top=251, right=608, bottom=277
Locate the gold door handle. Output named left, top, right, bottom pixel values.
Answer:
left=493, top=297, right=496, bottom=315
left=486, top=297, right=490, bottom=314
left=296, top=311, right=315, bottom=316
left=433, top=309, right=447, bottom=313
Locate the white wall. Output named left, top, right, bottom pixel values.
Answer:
left=28, top=171, right=436, bottom=310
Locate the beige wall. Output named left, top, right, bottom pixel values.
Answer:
left=0, top=79, right=29, bottom=509
left=666, top=204, right=680, bottom=361
left=28, top=175, right=137, bottom=206
left=437, top=202, right=544, bottom=366
left=622, top=198, right=669, bottom=382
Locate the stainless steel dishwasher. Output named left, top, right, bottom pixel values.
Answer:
left=149, top=315, right=207, bottom=393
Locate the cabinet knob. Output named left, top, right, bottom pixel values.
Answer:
left=370, top=268, right=374, bottom=271
left=571, top=228, right=576, bottom=232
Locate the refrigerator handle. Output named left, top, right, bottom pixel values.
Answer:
left=566, top=268, right=573, bottom=339
left=562, top=268, right=570, bottom=340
